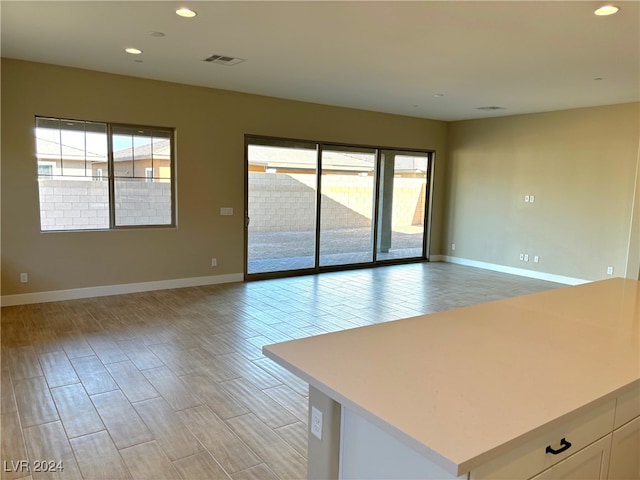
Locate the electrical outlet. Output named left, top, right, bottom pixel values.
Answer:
left=211, top=258, right=217, bottom=267
left=311, top=406, right=323, bottom=440
left=451, top=243, right=456, bottom=251
left=19, top=272, right=28, bottom=283
left=607, top=266, right=614, bottom=275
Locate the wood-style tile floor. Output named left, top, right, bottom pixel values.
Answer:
left=1, top=263, right=563, bottom=480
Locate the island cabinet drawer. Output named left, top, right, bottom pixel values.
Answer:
left=614, top=386, right=640, bottom=429
left=469, top=399, right=615, bottom=480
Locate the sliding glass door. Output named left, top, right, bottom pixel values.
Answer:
left=246, top=140, right=318, bottom=275
left=376, top=149, right=430, bottom=261
left=245, top=136, right=432, bottom=279
left=319, top=146, right=376, bottom=267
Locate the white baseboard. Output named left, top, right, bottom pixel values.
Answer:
left=1, top=258, right=588, bottom=307
left=0, top=273, right=244, bottom=307
left=437, top=256, right=589, bottom=285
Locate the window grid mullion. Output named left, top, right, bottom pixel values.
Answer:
left=107, top=124, right=116, bottom=229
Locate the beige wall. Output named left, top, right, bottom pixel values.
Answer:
left=626, top=145, right=640, bottom=279
left=1, top=58, right=448, bottom=296
left=445, top=103, right=640, bottom=281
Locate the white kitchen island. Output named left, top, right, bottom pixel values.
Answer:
left=263, top=278, right=640, bottom=479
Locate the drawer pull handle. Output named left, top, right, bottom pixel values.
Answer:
left=545, top=438, right=572, bottom=455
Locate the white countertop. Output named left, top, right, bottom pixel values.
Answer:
left=263, top=278, right=640, bottom=476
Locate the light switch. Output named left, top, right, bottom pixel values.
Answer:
left=220, top=207, right=233, bottom=216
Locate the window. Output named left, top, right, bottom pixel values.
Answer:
left=35, top=117, right=175, bottom=231
left=37, top=163, right=54, bottom=177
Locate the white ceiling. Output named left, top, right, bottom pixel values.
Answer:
left=2, top=1, right=639, bottom=121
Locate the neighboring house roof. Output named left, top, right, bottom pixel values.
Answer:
left=248, top=145, right=427, bottom=173
left=113, top=139, right=171, bottom=161
left=36, top=137, right=171, bottom=163
left=36, top=137, right=106, bottom=160
left=249, top=145, right=374, bottom=172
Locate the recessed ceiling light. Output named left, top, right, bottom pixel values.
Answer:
left=149, top=31, right=165, bottom=37
left=594, top=5, right=619, bottom=16
left=125, top=47, right=142, bottom=55
left=433, top=94, right=444, bottom=98
left=176, top=7, right=197, bottom=18
left=594, top=77, right=604, bottom=81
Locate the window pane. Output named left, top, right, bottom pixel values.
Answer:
left=114, top=178, right=172, bottom=226
left=36, top=117, right=109, bottom=230
left=112, top=126, right=134, bottom=177
left=36, top=117, right=63, bottom=175
left=85, top=122, right=108, bottom=176
left=133, top=130, right=152, bottom=178
left=59, top=120, right=87, bottom=174
left=38, top=176, right=110, bottom=231
left=152, top=130, right=172, bottom=180
left=35, top=118, right=108, bottom=178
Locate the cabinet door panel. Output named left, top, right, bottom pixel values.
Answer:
left=608, top=417, right=640, bottom=480
left=529, top=435, right=610, bottom=480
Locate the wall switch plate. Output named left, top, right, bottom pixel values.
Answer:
left=607, top=266, right=614, bottom=275
left=451, top=243, right=456, bottom=251
left=220, top=207, right=233, bottom=216
left=211, top=258, right=217, bottom=267
left=311, top=406, right=323, bottom=440
left=519, top=253, right=524, bottom=261
left=524, top=254, right=529, bottom=262
left=534, top=255, right=539, bottom=263
left=524, top=195, right=530, bottom=203
left=20, top=273, right=28, bottom=283
left=529, top=195, right=535, bottom=203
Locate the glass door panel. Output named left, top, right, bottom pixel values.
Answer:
left=376, top=150, right=429, bottom=261
left=247, top=139, right=318, bottom=275
left=319, top=146, right=376, bottom=267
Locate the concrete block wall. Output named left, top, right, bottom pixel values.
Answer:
left=248, top=172, right=426, bottom=232
left=38, top=179, right=171, bottom=230
left=39, top=180, right=110, bottom=230
left=115, top=180, right=172, bottom=226
left=248, top=173, right=317, bottom=231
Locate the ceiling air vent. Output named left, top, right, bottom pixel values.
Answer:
left=202, top=54, right=245, bottom=66
left=476, top=106, right=506, bottom=111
